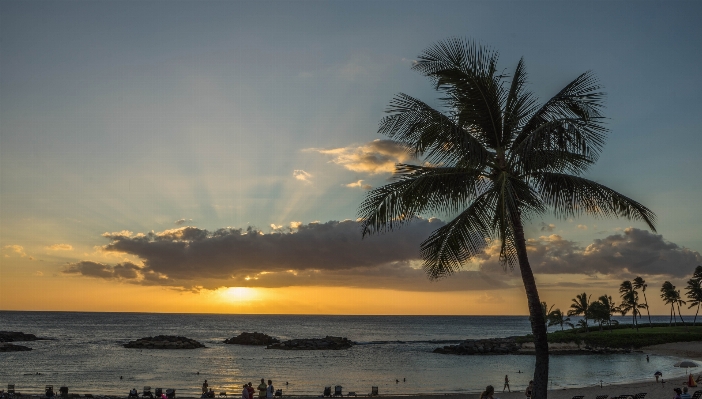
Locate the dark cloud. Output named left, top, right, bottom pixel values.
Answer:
left=481, top=228, right=701, bottom=278
left=64, top=222, right=700, bottom=292
left=539, top=222, right=556, bottom=232
left=73, top=219, right=513, bottom=291
left=64, top=261, right=142, bottom=280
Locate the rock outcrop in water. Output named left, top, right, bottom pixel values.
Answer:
left=124, top=335, right=206, bottom=349
left=434, top=337, right=633, bottom=355
left=224, top=332, right=279, bottom=345
left=0, top=331, right=41, bottom=342
left=266, top=336, right=354, bottom=350
left=433, top=337, right=521, bottom=355
left=0, top=343, right=32, bottom=352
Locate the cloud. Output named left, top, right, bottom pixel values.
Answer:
left=3, top=245, right=27, bottom=257
left=577, top=224, right=588, bottom=230
left=293, top=170, right=312, bottom=183
left=345, top=180, right=372, bottom=190
left=65, top=219, right=514, bottom=292
left=47, top=244, right=73, bottom=251
left=63, top=260, right=148, bottom=281
left=33, top=271, right=44, bottom=277
left=174, top=219, right=193, bottom=225
left=307, top=139, right=413, bottom=175
left=539, top=223, right=556, bottom=232
left=480, top=228, right=702, bottom=278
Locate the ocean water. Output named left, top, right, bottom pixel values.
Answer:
left=0, top=312, right=693, bottom=397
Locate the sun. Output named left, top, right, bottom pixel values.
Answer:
left=220, top=287, right=258, bottom=302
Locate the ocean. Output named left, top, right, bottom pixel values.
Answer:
left=0, top=312, right=692, bottom=397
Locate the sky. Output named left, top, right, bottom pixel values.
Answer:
left=1, top=1, right=701, bottom=315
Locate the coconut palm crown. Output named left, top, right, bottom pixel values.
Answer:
left=358, top=38, right=656, bottom=399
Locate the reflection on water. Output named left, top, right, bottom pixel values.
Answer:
left=0, top=312, right=690, bottom=396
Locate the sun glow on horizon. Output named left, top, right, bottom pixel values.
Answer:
left=219, top=286, right=259, bottom=303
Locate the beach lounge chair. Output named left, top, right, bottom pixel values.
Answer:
left=274, top=390, right=282, bottom=397
left=333, top=387, right=342, bottom=397
left=634, top=393, right=647, bottom=399
left=143, top=387, right=153, bottom=399
left=347, top=393, right=356, bottom=397
left=7, top=385, right=15, bottom=399
left=370, top=387, right=378, bottom=397
left=595, top=395, right=608, bottom=399
left=155, top=389, right=163, bottom=398
left=59, top=387, right=69, bottom=399
left=323, top=388, right=331, bottom=397
left=571, top=396, right=584, bottom=399
left=166, top=389, right=175, bottom=399
left=692, top=392, right=702, bottom=399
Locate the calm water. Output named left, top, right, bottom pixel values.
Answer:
left=0, top=312, right=692, bottom=397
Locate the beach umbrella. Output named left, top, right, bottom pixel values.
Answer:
left=654, top=371, right=663, bottom=376
left=675, top=361, right=698, bottom=374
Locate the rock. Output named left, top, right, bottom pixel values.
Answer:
left=0, top=343, right=32, bottom=352
left=267, top=336, right=354, bottom=350
left=434, top=337, right=522, bottom=355
left=123, top=335, right=205, bottom=349
left=224, top=332, right=279, bottom=345
left=0, top=331, right=41, bottom=342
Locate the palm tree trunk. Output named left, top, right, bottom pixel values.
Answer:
left=677, top=303, right=687, bottom=329
left=513, top=217, right=548, bottom=399
left=633, top=310, right=638, bottom=332
left=694, top=305, right=699, bottom=327
left=642, top=291, right=652, bottom=328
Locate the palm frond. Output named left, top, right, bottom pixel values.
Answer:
left=502, top=58, right=538, bottom=145
left=359, top=165, right=486, bottom=236
left=511, top=71, right=607, bottom=163
left=412, top=38, right=506, bottom=149
left=379, top=93, right=489, bottom=167
left=534, top=173, right=656, bottom=231
left=420, top=190, right=496, bottom=279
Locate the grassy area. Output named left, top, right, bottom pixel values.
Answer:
left=518, top=323, right=702, bottom=348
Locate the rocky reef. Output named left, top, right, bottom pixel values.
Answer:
left=0, top=331, right=41, bottom=342
left=224, top=332, right=279, bottom=345
left=0, top=343, right=32, bottom=352
left=266, top=336, right=354, bottom=350
left=434, top=337, right=634, bottom=355
left=433, top=337, right=522, bottom=355
left=124, top=335, right=206, bottom=349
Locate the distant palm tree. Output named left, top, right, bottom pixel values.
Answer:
left=589, top=300, right=609, bottom=331
left=661, top=281, right=678, bottom=326
left=598, top=294, right=619, bottom=331
left=619, top=281, right=640, bottom=329
left=685, top=278, right=702, bottom=326
left=632, top=276, right=652, bottom=328
left=358, top=38, right=657, bottom=399
left=568, top=293, right=591, bottom=331
left=619, top=290, right=646, bottom=331
left=686, top=265, right=702, bottom=326
left=674, top=289, right=687, bottom=326
left=547, top=309, right=570, bottom=331
left=538, top=301, right=554, bottom=328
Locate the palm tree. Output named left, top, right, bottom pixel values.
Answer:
left=568, top=293, right=591, bottom=331
left=674, top=289, right=687, bottom=326
left=598, top=294, right=619, bottom=331
left=547, top=309, right=570, bottom=331
left=358, top=38, right=656, bottom=399
left=589, top=300, right=609, bottom=331
left=632, top=276, right=652, bottom=328
left=619, top=290, right=646, bottom=331
left=685, top=278, right=702, bottom=326
left=538, top=301, right=554, bottom=328
left=619, top=281, right=639, bottom=329
left=661, top=281, right=678, bottom=326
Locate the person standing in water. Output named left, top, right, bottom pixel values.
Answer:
left=266, top=381, right=274, bottom=399
left=503, top=375, right=510, bottom=392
